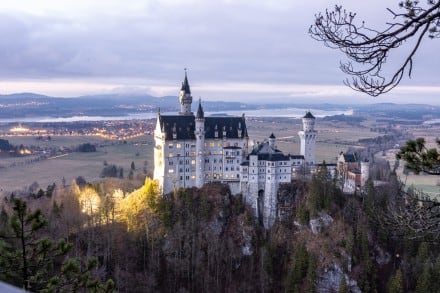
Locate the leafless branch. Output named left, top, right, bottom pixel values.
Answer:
left=310, top=1, right=440, bottom=96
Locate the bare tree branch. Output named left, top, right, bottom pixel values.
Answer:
left=310, top=1, right=440, bottom=96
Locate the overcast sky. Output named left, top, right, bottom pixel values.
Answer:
left=1, top=0, right=440, bottom=104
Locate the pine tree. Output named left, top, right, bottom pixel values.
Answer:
left=387, top=269, right=403, bottom=293
left=0, top=198, right=114, bottom=292
left=415, top=262, right=431, bottom=293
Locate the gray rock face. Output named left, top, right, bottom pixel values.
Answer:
left=317, top=263, right=361, bottom=293
left=309, top=212, right=334, bottom=234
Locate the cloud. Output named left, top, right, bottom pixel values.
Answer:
left=0, top=0, right=438, bottom=105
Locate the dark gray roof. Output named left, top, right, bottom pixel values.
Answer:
left=205, top=116, right=247, bottom=139
left=181, top=72, right=191, bottom=94
left=158, top=114, right=248, bottom=140
left=255, top=153, right=290, bottom=161
left=304, top=111, right=315, bottom=119
left=290, top=155, right=304, bottom=160
left=248, top=140, right=290, bottom=161
left=196, top=100, right=204, bottom=119
left=343, top=153, right=357, bottom=162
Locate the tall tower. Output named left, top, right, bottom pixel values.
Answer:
left=194, top=99, right=205, bottom=188
left=360, top=160, right=370, bottom=188
left=179, top=69, right=193, bottom=115
left=298, top=111, right=317, bottom=166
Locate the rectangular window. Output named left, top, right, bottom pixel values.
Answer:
left=176, top=143, right=181, bottom=149
left=210, top=142, right=215, bottom=147
left=168, top=144, right=173, bottom=148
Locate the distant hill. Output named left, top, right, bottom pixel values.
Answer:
left=1, top=93, right=439, bottom=121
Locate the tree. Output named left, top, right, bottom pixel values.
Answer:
left=387, top=269, right=404, bottom=293
left=0, top=198, right=114, bottom=292
left=310, top=1, right=440, bottom=96
left=396, top=137, right=440, bottom=175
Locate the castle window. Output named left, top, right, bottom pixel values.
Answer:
left=191, top=160, right=195, bottom=165
left=226, top=167, right=228, bottom=171
left=168, top=169, right=174, bottom=173
left=218, top=142, right=222, bottom=147
left=179, top=168, right=183, bottom=172
left=180, top=176, right=183, bottom=180
left=210, top=142, right=215, bottom=148
left=191, top=175, right=195, bottom=179
left=176, top=143, right=181, bottom=149
left=168, top=144, right=173, bottom=148
left=237, top=174, right=239, bottom=178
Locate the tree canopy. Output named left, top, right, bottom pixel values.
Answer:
left=309, top=1, right=440, bottom=96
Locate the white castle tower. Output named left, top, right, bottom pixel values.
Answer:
left=298, top=111, right=317, bottom=166
left=360, top=160, right=370, bottom=188
left=195, top=99, right=205, bottom=188
left=179, top=69, right=193, bottom=115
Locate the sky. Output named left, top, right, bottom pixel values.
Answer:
left=0, top=0, right=440, bottom=105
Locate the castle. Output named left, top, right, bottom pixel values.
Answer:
left=154, top=72, right=317, bottom=228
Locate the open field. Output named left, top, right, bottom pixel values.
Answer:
left=246, top=117, right=378, bottom=163
left=377, top=149, right=440, bottom=201
left=1, top=116, right=438, bottom=199
left=0, top=135, right=154, bottom=195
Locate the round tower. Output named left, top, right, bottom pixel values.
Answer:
left=360, top=160, right=370, bottom=188
left=179, top=69, right=193, bottom=115
left=268, top=133, right=276, bottom=149
left=195, top=99, right=205, bottom=188
left=298, top=111, right=317, bottom=166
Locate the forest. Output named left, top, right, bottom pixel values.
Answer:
left=0, top=163, right=439, bottom=292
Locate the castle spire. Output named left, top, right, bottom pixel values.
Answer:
left=196, top=98, right=204, bottom=119
left=181, top=68, right=191, bottom=94
left=179, top=68, right=193, bottom=115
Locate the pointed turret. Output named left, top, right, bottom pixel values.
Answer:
left=194, top=98, right=205, bottom=188
left=196, top=98, right=204, bottom=119
left=181, top=70, right=191, bottom=94
left=179, top=69, right=193, bottom=115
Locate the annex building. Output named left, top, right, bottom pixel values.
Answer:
left=154, top=73, right=317, bottom=228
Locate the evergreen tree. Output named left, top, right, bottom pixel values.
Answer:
left=387, top=269, right=403, bottom=293
left=415, top=262, right=431, bottom=293
left=0, top=198, right=114, bottom=292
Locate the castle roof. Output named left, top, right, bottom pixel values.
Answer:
left=290, top=155, right=305, bottom=160
left=196, top=99, right=204, bottom=119
left=249, top=140, right=290, bottom=161
left=342, top=153, right=357, bottom=163
left=304, top=111, right=315, bottom=119
left=181, top=71, right=191, bottom=94
left=158, top=114, right=248, bottom=140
